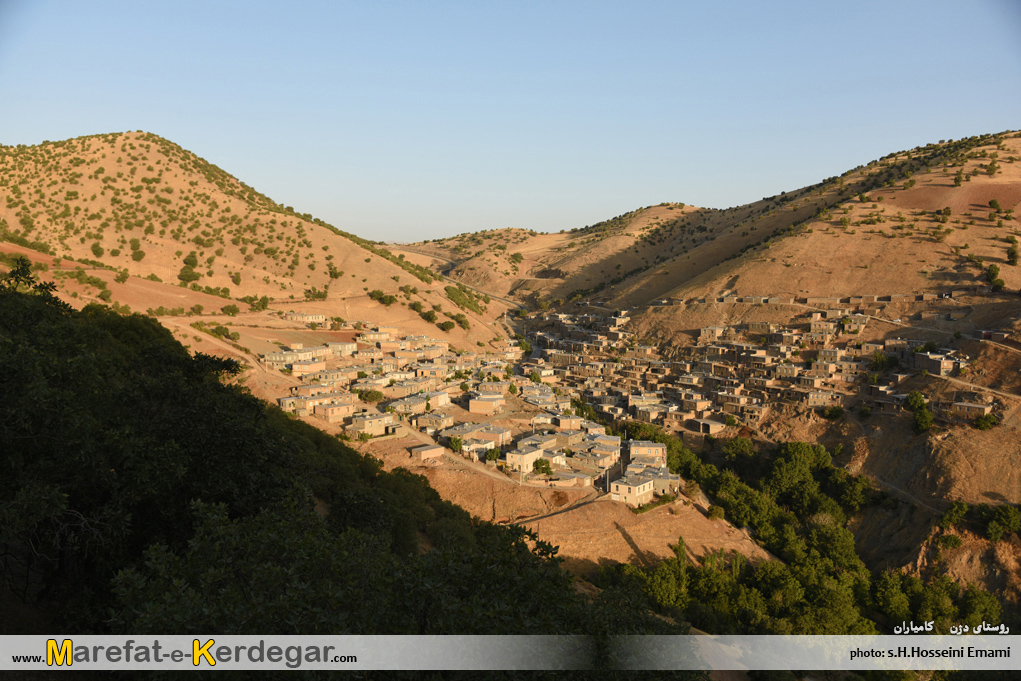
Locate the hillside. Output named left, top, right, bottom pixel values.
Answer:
left=0, top=131, right=513, bottom=348
left=3, top=126, right=1016, bottom=645
left=1, top=274, right=653, bottom=642
left=614, top=131, right=1021, bottom=309
left=402, top=131, right=1021, bottom=316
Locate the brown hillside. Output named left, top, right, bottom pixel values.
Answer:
left=0, top=131, right=511, bottom=345
left=614, top=131, right=1021, bottom=308
left=405, top=132, right=1020, bottom=314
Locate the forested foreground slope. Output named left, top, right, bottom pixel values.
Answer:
left=0, top=264, right=646, bottom=630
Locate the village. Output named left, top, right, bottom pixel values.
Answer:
left=266, top=292, right=1009, bottom=512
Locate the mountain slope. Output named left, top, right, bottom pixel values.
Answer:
left=0, top=131, right=510, bottom=344
left=402, top=131, right=1021, bottom=313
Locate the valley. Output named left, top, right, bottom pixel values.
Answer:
left=3, top=128, right=1021, bottom=637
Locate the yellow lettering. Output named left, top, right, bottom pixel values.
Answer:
left=47, top=639, right=72, bottom=667
left=193, top=639, right=216, bottom=667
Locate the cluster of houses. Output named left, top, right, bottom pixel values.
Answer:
left=428, top=412, right=682, bottom=504
left=265, top=322, right=688, bottom=505
left=266, top=294, right=1001, bottom=510
left=650, top=290, right=976, bottom=307
left=528, top=303, right=991, bottom=434
left=263, top=325, right=460, bottom=377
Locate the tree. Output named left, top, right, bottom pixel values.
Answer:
left=874, top=570, right=912, bottom=624
left=905, top=391, right=927, bottom=412
left=177, top=266, right=201, bottom=282
left=508, top=383, right=518, bottom=395
left=989, top=199, right=1001, bottom=212
left=438, top=321, right=455, bottom=332
left=532, top=458, right=552, bottom=475
left=360, top=390, right=384, bottom=403
left=940, top=501, right=969, bottom=529
left=913, top=408, right=934, bottom=433
left=221, top=304, right=239, bottom=315
left=722, top=437, right=754, bottom=463
left=529, top=371, right=541, bottom=383
left=449, top=436, right=462, bottom=453
left=485, top=449, right=500, bottom=462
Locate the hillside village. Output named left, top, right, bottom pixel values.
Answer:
left=2, top=128, right=1018, bottom=611
left=266, top=278, right=1017, bottom=512
left=3, top=126, right=1021, bottom=642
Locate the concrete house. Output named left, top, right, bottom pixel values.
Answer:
left=291, top=358, right=327, bottom=378
left=468, top=393, right=505, bottom=415
left=423, top=390, right=451, bottom=408
left=477, top=381, right=511, bottom=395
left=410, top=444, right=445, bottom=461
left=611, top=476, right=655, bottom=507
left=284, top=312, right=326, bottom=324
left=412, top=411, right=455, bottom=432
left=628, top=440, right=667, bottom=464
left=348, top=410, right=394, bottom=437
left=505, top=446, right=547, bottom=472
left=473, top=425, right=513, bottom=448
left=388, top=395, right=429, bottom=415
left=314, top=402, right=357, bottom=423
left=517, top=432, right=559, bottom=451
left=949, top=402, right=993, bottom=416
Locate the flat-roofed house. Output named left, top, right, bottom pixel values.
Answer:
left=348, top=411, right=394, bottom=436
left=505, top=446, right=547, bottom=472
left=412, top=411, right=455, bottom=432
left=411, top=444, right=444, bottom=461
left=314, top=402, right=356, bottom=423
left=469, top=393, right=505, bottom=415
left=950, top=402, right=993, bottom=416
left=628, top=440, right=667, bottom=465
left=291, top=358, right=327, bottom=377
left=611, top=476, right=655, bottom=507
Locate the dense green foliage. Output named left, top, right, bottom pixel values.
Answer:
left=940, top=500, right=1021, bottom=544
left=904, top=391, right=935, bottom=433
left=0, top=219, right=55, bottom=255
left=445, top=284, right=486, bottom=314
left=368, top=288, right=397, bottom=306
left=573, top=402, right=1011, bottom=638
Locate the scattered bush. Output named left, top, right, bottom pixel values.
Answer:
left=820, top=406, right=844, bottom=420
left=973, top=414, right=998, bottom=430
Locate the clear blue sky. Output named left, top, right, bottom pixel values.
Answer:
left=1, top=0, right=1019, bottom=242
